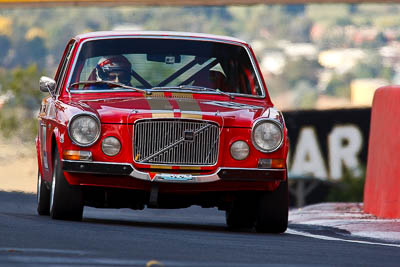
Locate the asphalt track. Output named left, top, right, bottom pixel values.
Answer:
left=0, top=191, right=399, bottom=266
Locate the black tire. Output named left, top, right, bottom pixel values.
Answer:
left=255, top=181, right=289, bottom=234
left=225, top=194, right=257, bottom=229
left=37, top=170, right=50, bottom=216
left=50, top=148, right=84, bottom=221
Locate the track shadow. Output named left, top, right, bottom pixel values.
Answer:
left=82, top=216, right=261, bottom=235
left=289, top=223, right=351, bottom=236
left=0, top=190, right=291, bottom=237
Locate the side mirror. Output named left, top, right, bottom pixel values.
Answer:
left=39, top=76, right=56, bottom=96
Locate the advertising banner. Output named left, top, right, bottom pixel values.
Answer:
left=283, top=108, right=371, bottom=181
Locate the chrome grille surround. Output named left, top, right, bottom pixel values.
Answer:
left=133, top=119, right=220, bottom=166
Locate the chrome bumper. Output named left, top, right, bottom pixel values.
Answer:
left=61, top=160, right=286, bottom=183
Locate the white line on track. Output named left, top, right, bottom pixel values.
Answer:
left=287, top=228, right=400, bottom=248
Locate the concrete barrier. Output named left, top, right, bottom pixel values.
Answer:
left=364, top=86, right=400, bottom=218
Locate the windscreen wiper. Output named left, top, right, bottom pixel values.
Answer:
left=151, top=85, right=234, bottom=99
left=70, top=81, right=150, bottom=94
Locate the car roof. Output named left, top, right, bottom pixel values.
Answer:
left=74, top=31, right=248, bottom=46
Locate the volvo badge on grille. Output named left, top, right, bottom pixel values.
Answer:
left=184, top=131, right=195, bottom=141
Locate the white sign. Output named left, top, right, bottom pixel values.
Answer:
left=289, top=125, right=363, bottom=181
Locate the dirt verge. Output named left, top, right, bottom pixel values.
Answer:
left=0, top=137, right=37, bottom=193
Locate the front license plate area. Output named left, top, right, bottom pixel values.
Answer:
left=158, top=174, right=193, bottom=181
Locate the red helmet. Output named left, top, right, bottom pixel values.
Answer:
left=96, top=55, right=132, bottom=85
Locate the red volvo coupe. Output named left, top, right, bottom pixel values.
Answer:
left=36, top=31, right=289, bottom=233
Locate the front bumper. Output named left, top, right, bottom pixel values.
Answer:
left=62, top=160, right=286, bottom=183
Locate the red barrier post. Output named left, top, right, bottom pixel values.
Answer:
left=364, top=86, right=400, bottom=218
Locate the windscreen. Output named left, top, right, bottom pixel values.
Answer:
left=69, top=38, right=263, bottom=96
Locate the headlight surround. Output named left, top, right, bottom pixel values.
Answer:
left=251, top=119, right=283, bottom=153
left=102, top=136, right=121, bottom=157
left=68, top=113, right=101, bottom=147
left=230, top=140, right=250, bottom=160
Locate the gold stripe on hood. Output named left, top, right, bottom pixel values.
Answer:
left=152, top=112, right=174, bottom=118
left=146, top=92, right=165, bottom=98
left=146, top=97, right=174, bottom=118
left=175, top=97, right=203, bottom=120
left=181, top=113, right=202, bottom=119
left=170, top=92, right=194, bottom=99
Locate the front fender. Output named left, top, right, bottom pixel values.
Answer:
left=36, top=136, right=43, bottom=178
left=51, top=126, right=81, bottom=186
left=52, top=127, right=63, bottom=159
left=41, top=126, right=64, bottom=183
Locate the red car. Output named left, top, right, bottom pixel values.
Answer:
left=36, top=31, right=289, bottom=233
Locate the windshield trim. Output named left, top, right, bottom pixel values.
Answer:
left=65, top=35, right=266, bottom=99
left=70, top=89, right=144, bottom=94
left=69, top=88, right=266, bottom=100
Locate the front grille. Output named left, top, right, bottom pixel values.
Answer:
left=133, top=119, right=219, bottom=165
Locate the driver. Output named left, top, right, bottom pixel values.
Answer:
left=96, top=55, right=132, bottom=86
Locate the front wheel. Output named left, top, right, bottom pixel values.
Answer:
left=37, top=170, right=50, bottom=216
left=50, top=148, right=84, bottom=221
left=255, top=181, right=289, bottom=233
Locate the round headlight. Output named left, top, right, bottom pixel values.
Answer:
left=230, top=141, right=250, bottom=160
left=68, top=114, right=100, bottom=147
left=102, top=137, right=121, bottom=156
left=252, top=119, right=283, bottom=153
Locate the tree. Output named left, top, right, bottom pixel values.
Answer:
left=282, top=58, right=322, bottom=88
left=293, top=80, right=318, bottom=109
left=0, top=35, right=10, bottom=64
left=288, top=16, right=313, bottom=42
left=325, top=73, right=353, bottom=98
left=0, top=65, right=44, bottom=140
left=351, top=54, right=393, bottom=80
left=7, top=29, right=48, bottom=69
left=285, top=4, right=305, bottom=16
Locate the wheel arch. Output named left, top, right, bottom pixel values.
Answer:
left=50, top=127, right=63, bottom=169
left=50, top=127, right=80, bottom=186
left=36, top=136, right=43, bottom=178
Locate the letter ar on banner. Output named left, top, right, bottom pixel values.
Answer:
left=283, top=108, right=370, bottom=181
left=328, top=125, right=363, bottom=180
left=290, top=127, right=328, bottom=179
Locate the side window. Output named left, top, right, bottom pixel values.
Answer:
left=54, top=40, right=76, bottom=95
left=79, top=56, right=101, bottom=82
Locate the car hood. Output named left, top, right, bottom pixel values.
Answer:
left=76, top=96, right=270, bottom=128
